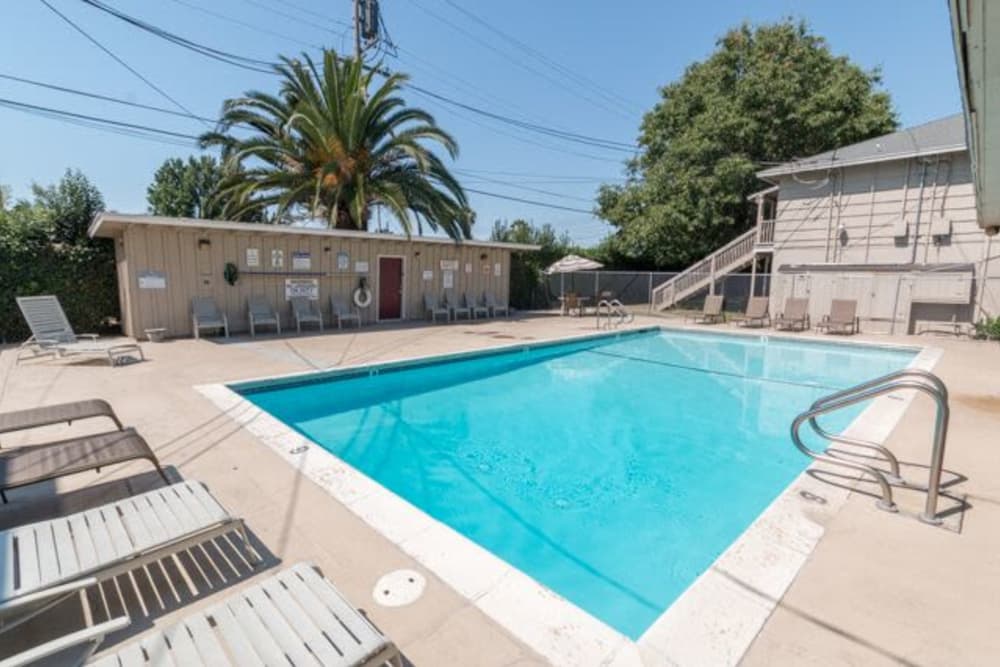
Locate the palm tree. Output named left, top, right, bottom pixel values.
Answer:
left=199, top=50, right=472, bottom=239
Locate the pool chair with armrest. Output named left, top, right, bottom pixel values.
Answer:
left=247, top=295, right=280, bottom=337
left=485, top=292, right=510, bottom=318
left=291, top=297, right=324, bottom=333
left=445, top=290, right=471, bottom=320
left=774, top=297, right=811, bottom=332
left=331, top=296, right=361, bottom=329
left=0, top=563, right=402, bottom=667
left=466, top=292, right=489, bottom=319
left=191, top=297, right=229, bottom=339
left=16, top=295, right=144, bottom=366
left=735, top=297, right=771, bottom=328
left=819, top=299, right=860, bottom=335
left=424, top=293, right=450, bottom=323
left=693, top=294, right=725, bottom=324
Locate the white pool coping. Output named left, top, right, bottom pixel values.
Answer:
left=197, top=327, right=941, bottom=666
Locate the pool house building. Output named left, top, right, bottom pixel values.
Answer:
left=88, top=214, right=538, bottom=339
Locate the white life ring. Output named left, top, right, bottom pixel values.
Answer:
left=353, top=286, right=373, bottom=308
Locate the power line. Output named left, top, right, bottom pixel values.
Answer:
left=464, top=188, right=595, bottom=214
left=164, top=0, right=326, bottom=52
left=454, top=171, right=595, bottom=203
left=39, top=0, right=205, bottom=125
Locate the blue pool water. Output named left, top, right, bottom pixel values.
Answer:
left=238, top=329, right=915, bottom=638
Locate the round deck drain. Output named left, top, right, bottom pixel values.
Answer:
left=373, top=569, right=426, bottom=607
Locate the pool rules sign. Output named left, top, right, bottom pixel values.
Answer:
left=285, top=278, right=319, bottom=300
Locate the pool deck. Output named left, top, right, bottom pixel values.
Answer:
left=1, top=312, right=998, bottom=665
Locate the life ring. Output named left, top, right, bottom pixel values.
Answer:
left=353, top=286, right=373, bottom=308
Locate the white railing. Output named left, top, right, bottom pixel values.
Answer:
left=651, top=227, right=758, bottom=309
left=757, top=220, right=776, bottom=245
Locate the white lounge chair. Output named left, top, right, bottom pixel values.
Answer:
left=290, top=297, right=323, bottom=333
left=484, top=292, right=509, bottom=318
left=192, top=297, right=229, bottom=339
left=247, top=296, right=280, bottom=337
left=424, top=294, right=450, bottom=323
left=15, top=296, right=144, bottom=366
left=693, top=294, right=725, bottom=324
left=465, top=292, right=488, bottom=319
left=331, top=296, right=361, bottom=329
left=0, top=563, right=401, bottom=667
left=819, top=299, right=860, bottom=335
left=445, top=290, right=471, bottom=320
left=774, top=297, right=811, bottom=331
left=0, top=480, right=254, bottom=633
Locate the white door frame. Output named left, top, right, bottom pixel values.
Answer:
left=376, top=254, right=406, bottom=322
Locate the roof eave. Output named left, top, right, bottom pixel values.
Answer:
left=756, top=144, right=967, bottom=180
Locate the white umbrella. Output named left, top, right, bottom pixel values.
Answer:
left=544, top=254, right=604, bottom=299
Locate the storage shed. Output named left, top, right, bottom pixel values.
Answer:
left=88, top=214, right=538, bottom=339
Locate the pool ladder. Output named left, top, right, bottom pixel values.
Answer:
left=596, top=299, right=634, bottom=330
left=790, top=368, right=950, bottom=525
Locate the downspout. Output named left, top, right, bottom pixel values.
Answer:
left=923, top=157, right=943, bottom=264
left=910, top=160, right=930, bottom=265
left=864, top=163, right=877, bottom=263
left=824, top=171, right=838, bottom=262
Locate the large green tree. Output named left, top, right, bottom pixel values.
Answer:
left=200, top=50, right=472, bottom=238
left=597, top=20, right=898, bottom=269
left=491, top=219, right=575, bottom=308
left=147, top=155, right=223, bottom=219
left=30, top=168, right=105, bottom=244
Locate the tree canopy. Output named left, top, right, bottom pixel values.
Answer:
left=200, top=50, right=472, bottom=239
left=597, top=20, right=898, bottom=269
left=147, top=155, right=223, bottom=219
left=30, top=168, right=105, bottom=244
left=491, top=219, right=577, bottom=308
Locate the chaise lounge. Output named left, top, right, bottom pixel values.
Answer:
left=693, top=294, right=725, bottom=324
left=819, top=299, right=860, bottom=335
left=735, top=296, right=771, bottom=328
left=774, top=297, right=811, bottom=331
left=16, top=296, right=144, bottom=367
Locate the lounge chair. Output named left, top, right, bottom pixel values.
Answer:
left=0, top=480, right=254, bottom=633
left=192, top=297, right=229, bottom=339
left=1, top=562, right=401, bottom=667
left=445, top=290, right=471, bottom=320
left=735, top=297, right=771, bottom=328
left=485, top=292, right=509, bottom=318
left=819, top=299, right=860, bottom=335
left=331, top=296, right=361, bottom=329
left=0, top=427, right=168, bottom=503
left=247, top=295, right=280, bottom=337
left=424, top=294, right=450, bottom=323
left=774, top=297, right=811, bottom=331
left=290, top=297, right=323, bottom=333
left=693, top=294, right=725, bottom=324
left=465, top=292, right=488, bottom=319
left=15, top=296, right=144, bottom=366
left=0, top=399, right=122, bottom=438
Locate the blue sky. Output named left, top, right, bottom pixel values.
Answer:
left=0, top=1, right=959, bottom=244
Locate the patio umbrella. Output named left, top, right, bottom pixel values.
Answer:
left=544, top=254, right=605, bottom=298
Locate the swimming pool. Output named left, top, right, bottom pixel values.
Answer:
left=237, top=329, right=915, bottom=639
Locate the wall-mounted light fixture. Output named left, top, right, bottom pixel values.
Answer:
left=197, top=238, right=211, bottom=248
left=480, top=253, right=488, bottom=260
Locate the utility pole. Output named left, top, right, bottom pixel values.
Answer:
left=353, top=0, right=362, bottom=60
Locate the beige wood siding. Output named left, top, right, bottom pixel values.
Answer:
left=114, top=224, right=513, bottom=338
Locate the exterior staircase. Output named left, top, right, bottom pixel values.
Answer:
left=651, top=221, right=774, bottom=310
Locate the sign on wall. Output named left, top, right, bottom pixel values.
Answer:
left=138, top=270, right=166, bottom=289
left=246, top=248, right=260, bottom=267
left=464, top=262, right=472, bottom=273
left=271, top=249, right=284, bottom=268
left=494, top=262, right=502, bottom=277
left=285, top=278, right=319, bottom=300
left=355, top=260, right=369, bottom=273
left=440, top=259, right=459, bottom=271
left=443, top=270, right=454, bottom=289
left=336, top=251, right=349, bottom=270
left=292, top=251, right=311, bottom=271
left=422, top=269, right=434, bottom=281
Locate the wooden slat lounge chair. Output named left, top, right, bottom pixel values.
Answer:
left=774, top=297, right=811, bottom=331
left=16, top=296, right=143, bottom=367
left=465, top=292, right=488, bottom=319
left=485, top=292, right=510, bottom=318
left=694, top=294, right=725, bottom=324
left=191, top=297, right=229, bottom=339
left=445, top=290, right=471, bottom=321
left=1, top=563, right=400, bottom=667
left=247, top=296, right=280, bottom=337
left=331, top=296, right=361, bottom=329
left=735, top=297, right=770, bottom=328
left=0, top=428, right=168, bottom=503
left=0, top=480, right=254, bottom=633
left=819, top=299, right=860, bottom=335
left=424, top=294, right=449, bottom=323
left=0, top=399, right=122, bottom=438
left=290, top=297, right=323, bottom=333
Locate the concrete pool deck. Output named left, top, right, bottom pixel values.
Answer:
left=1, top=312, right=998, bottom=665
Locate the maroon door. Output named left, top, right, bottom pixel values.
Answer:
left=378, top=257, right=403, bottom=320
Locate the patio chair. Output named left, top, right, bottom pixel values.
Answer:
left=0, top=399, right=122, bottom=438
left=191, top=297, right=229, bottom=339
left=15, top=295, right=144, bottom=366
left=735, top=297, right=771, bottom=328
left=1, top=562, right=401, bottom=667
left=465, top=292, right=488, bottom=319
left=247, top=295, right=280, bottom=337
left=445, top=290, right=471, bottom=320
left=0, top=427, right=169, bottom=503
left=290, top=297, right=323, bottom=333
left=819, top=299, right=860, bottom=335
left=424, top=293, right=450, bottom=323
left=331, top=296, right=361, bottom=329
left=774, top=297, right=811, bottom=331
left=485, top=292, right=509, bottom=318
left=562, top=292, right=581, bottom=317
left=693, top=294, right=725, bottom=324
left=0, top=480, right=255, bottom=633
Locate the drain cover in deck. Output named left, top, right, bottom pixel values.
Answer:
left=373, top=569, right=426, bottom=607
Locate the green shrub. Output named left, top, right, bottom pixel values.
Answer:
left=975, top=316, right=1000, bottom=340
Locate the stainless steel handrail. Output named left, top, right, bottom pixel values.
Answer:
left=791, top=370, right=950, bottom=525
left=596, top=299, right=633, bottom=330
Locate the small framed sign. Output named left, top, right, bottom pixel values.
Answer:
left=138, top=270, right=166, bottom=289
left=336, top=251, right=349, bottom=270
left=422, top=269, right=434, bottom=281
left=494, top=262, right=502, bottom=277
left=285, top=278, right=319, bottom=300
left=292, top=251, right=311, bottom=271
left=440, top=259, right=459, bottom=271
left=464, top=262, right=472, bottom=274
left=355, top=260, right=369, bottom=273
left=443, top=270, right=454, bottom=288
left=246, top=248, right=260, bottom=267
left=271, top=249, right=284, bottom=269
